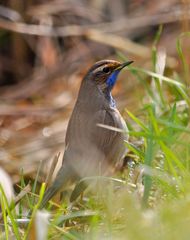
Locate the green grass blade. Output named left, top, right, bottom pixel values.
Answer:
left=0, top=185, right=21, bottom=240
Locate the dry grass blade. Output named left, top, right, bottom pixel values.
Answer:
left=97, top=123, right=126, bottom=133
left=45, top=152, right=61, bottom=186
left=14, top=184, right=31, bottom=206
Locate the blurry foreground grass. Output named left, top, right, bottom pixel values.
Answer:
left=1, top=36, right=190, bottom=240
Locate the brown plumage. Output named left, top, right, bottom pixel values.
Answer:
left=40, top=59, right=133, bottom=208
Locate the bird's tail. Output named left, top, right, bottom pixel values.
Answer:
left=40, top=165, right=72, bottom=209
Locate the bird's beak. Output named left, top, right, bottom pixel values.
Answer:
left=121, top=60, right=134, bottom=68
left=117, top=61, right=133, bottom=71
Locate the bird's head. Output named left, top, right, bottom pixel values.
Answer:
left=86, top=59, right=133, bottom=91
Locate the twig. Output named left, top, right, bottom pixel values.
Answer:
left=0, top=8, right=190, bottom=36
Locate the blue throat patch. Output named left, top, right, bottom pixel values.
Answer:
left=106, top=70, right=120, bottom=89
left=105, top=70, right=120, bottom=107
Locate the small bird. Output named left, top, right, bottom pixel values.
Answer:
left=40, top=59, right=133, bottom=207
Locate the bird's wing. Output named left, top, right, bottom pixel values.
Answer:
left=91, top=108, right=126, bottom=151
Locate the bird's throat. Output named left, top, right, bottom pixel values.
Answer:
left=103, top=89, right=116, bottom=108
left=106, top=70, right=120, bottom=89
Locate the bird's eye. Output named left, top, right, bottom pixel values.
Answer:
left=102, top=67, right=110, bottom=73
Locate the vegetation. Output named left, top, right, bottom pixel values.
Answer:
left=0, top=1, right=190, bottom=239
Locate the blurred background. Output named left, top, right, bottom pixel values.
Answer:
left=0, top=0, right=189, bottom=185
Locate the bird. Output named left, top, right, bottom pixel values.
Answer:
left=40, top=59, right=133, bottom=208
